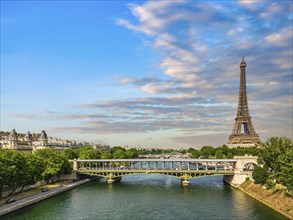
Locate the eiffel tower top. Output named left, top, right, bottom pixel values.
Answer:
left=240, top=56, right=246, bottom=67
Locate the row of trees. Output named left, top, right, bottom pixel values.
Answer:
left=188, top=145, right=259, bottom=159
left=0, top=149, right=71, bottom=198
left=63, top=146, right=140, bottom=160
left=63, top=145, right=260, bottom=160
left=252, top=137, right=293, bottom=193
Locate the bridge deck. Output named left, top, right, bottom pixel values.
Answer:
left=78, top=169, right=235, bottom=175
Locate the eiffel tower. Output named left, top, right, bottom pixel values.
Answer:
left=228, top=57, right=261, bottom=146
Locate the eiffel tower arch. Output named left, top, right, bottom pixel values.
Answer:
left=228, top=57, right=261, bottom=146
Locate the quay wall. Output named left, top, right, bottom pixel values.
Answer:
left=239, top=180, right=292, bottom=219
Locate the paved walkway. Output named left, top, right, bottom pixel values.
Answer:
left=0, top=179, right=91, bottom=217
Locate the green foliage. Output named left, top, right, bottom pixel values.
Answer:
left=23, top=153, right=45, bottom=185
left=252, top=166, right=269, bottom=184
left=113, top=149, right=126, bottom=159
left=187, top=145, right=260, bottom=159
left=0, top=149, right=29, bottom=192
left=266, top=179, right=276, bottom=189
left=99, top=148, right=139, bottom=159
left=101, top=151, right=112, bottom=159
left=259, top=137, right=293, bottom=191
left=0, top=149, right=51, bottom=197
left=78, top=146, right=101, bottom=159
left=188, top=148, right=201, bottom=158
left=62, top=148, right=78, bottom=159
left=125, top=148, right=139, bottom=159
left=215, top=149, right=224, bottom=159
left=34, top=149, right=72, bottom=182
left=200, top=146, right=215, bottom=158
left=227, top=152, right=233, bottom=159
left=111, top=146, right=125, bottom=154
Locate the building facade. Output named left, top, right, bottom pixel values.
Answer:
left=0, top=129, right=109, bottom=152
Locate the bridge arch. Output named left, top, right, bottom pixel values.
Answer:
left=233, top=156, right=258, bottom=172
left=243, top=161, right=257, bottom=171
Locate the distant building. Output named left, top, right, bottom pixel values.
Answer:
left=0, top=129, right=110, bottom=153
left=0, top=129, right=70, bottom=152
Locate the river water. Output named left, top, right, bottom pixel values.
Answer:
left=3, top=175, right=287, bottom=220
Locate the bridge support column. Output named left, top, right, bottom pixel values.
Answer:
left=71, top=159, right=81, bottom=181
left=181, top=173, right=190, bottom=187
left=107, top=176, right=122, bottom=184
left=181, top=180, right=189, bottom=187
left=223, top=172, right=252, bottom=187
left=224, top=156, right=258, bottom=187
left=73, top=159, right=79, bottom=171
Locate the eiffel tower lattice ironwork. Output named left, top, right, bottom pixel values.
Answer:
left=228, top=57, right=261, bottom=145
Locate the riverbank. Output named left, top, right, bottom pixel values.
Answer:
left=0, top=178, right=91, bottom=217
left=239, top=180, right=293, bottom=219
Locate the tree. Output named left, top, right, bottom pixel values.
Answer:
left=125, top=148, right=139, bottom=159
left=0, top=150, right=43, bottom=196
left=200, top=146, right=215, bottom=158
left=219, top=145, right=230, bottom=156
left=188, top=148, right=201, bottom=158
left=227, top=152, right=233, bottom=159
left=258, top=137, right=293, bottom=190
left=252, top=166, right=269, bottom=184
left=78, top=146, right=101, bottom=159
left=62, top=148, right=78, bottom=159
left=101, top=151, right=112, bottom=159
left=35, top=149, right=72, bottom=182
left=0, top=149, right=21, bottom=197
left=23, top=153, right=45, bottom=186
left=215, top=149, right=224, bottom=159
left=111, top=146, right=125, bottom=154
left=113, top=149, right=126, bottom=159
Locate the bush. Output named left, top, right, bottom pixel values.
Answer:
left=266, top=179, right=276, bottom=189
left=252, top=166, right=268, bottom=184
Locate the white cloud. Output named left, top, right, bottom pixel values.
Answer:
left=140, top=82, right=173, bottom=94
left=120, top=77, right=134, bottom=85
left=265, top=28, right=292, bottom=47
left=237, top=0, right=262, bottom=11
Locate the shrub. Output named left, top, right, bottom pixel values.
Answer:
left=252, top=166, right=268, bottom=184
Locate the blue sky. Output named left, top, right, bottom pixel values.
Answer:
left=1, top=0, right=292, bottom=148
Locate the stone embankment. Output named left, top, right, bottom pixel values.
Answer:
left=239, top=180, right=293, bottom=219
left=0, top=178, right=91, bottom=217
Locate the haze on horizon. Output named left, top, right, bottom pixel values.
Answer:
left=1, top=0, right=292, bottom=148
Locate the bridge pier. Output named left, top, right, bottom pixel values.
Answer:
left=223, top=172, right=252, bottom=187
left=223, top=156, right=258, bottom=187
left=107, top=176, right=122, bottom=184
left=181, top=173, right=191, bottom=186
left=181, top=180, right=189, bottom=187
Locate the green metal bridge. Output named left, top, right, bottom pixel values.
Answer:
left=71, top=159, right=239, bottom=186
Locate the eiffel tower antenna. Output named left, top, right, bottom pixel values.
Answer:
left=227, top=57, right=261, bottom=146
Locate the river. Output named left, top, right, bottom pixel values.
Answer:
left=3, top=175, right=288, bottom=220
